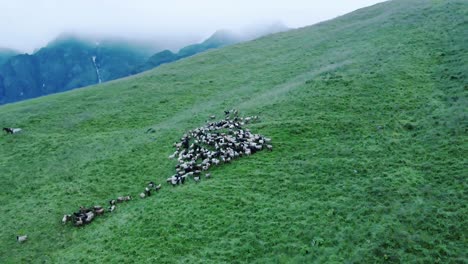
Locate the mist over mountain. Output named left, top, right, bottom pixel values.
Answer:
left=0, top=23, right=288, bottom=105
left=0, top=36, right=151, bottom=104
left=0, top=48, right=20, bottom=66
left=136, top=23, right=289, bottom=73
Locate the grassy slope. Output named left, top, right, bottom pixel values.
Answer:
left=0, top=0, right=466, bottom=262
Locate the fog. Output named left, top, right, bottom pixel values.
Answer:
left=0, top=0, right=387, bottom=53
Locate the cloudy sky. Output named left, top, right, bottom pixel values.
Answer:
left=0, top=0, right=387, bottom=53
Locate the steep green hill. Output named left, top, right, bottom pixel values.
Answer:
left=0, top=0, right=466, bottom=263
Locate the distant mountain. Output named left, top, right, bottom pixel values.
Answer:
left=0, top=36, right=155, bottom=104
left=131, top=50, right=179, bottom=74
left=133, top=30, right=240, bottom=73
left=177, top=30, right=240, bottom=58
left=136, top=23, right=289, bottom=73
left=0, top=48, right=19, bottom=66
left=0, top=23, right=290, bottom=105
left=0, top=54, right=41, bottom=102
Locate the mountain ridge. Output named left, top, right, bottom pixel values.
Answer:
left=0, top=24, right=288, bottom=105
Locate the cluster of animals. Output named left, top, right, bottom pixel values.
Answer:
left=166, top=109, right=272, bottom=185
left=3, top=127, right=22, bottom=134
left=20, top=173, right=195, bottom=239
left=16, top=111, right=272, bottom=241
left=62, top=182, right=162, bottom=227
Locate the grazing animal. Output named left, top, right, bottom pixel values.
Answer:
left=148, top=181, right=155, bottom=188
left=75, top=217, right=84, bottom=226
left=194, top=175, right=201, bottom=182
left=84, top=211, right=95, bottom=223
left=140, top=192, right=146, bottom=198
left=109, top=199, right=117, bottom=206
left=154, top=184, right=162, bottom=191
left=266, top=145, right=273, bottom=151
left=109, top=205, right=116, bottom=212
left=17, top=235, right=28, bottom=243
left=205, top=173, right=211, bottom=179
left=94, top=206, right=105, bottom=215
left=171, top=176, right=178, bottom=186
left=145, top=187, right=151, bottom=196
left=3, top=128, right=22, bottom=134
left=62, top=214, right=72, bottom=224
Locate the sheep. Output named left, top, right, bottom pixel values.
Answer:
left=171, top=177, right=179, bottom=186
left=154, top=184, right=162, bottom=191
left=109, top=199, right=117, bottom=206
left=84, top=211, right=95, bottom=223
left=139, top=192, right=146, bottom=199
left=117, top=196, right=131, bottom=203
left=62, top=214, right=72, bottom=224
left=17, top=235, right=28, bottom=243
left=94, top=206, right=105, bottom=215
left=194, top=175, right=201, bottom=182
left=205, top=173, right=211, bottom=179
left=3, top=128, right=22, bottom=134
left=75, top=217, right=84, bottom=226
left=145, top=187, right=152, bottom=196
left=266, top=145, right=273, bottom=151
left=167, top=175, right=177, bottom=183
left=109, top=205, right=116, bottom=212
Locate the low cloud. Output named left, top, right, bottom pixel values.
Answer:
left=0, top=0, right=387, bottom=53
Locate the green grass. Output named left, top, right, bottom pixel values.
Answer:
left=0, top=0, right=467, bottom=262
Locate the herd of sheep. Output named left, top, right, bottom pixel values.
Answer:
left=12, top=110, right=272, bottom=233
left=166, top=109, right=272, bottom=185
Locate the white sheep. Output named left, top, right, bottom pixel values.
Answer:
left=62, top=214, right=72, bottom=224
left=17, top=235, right=28, bottom=243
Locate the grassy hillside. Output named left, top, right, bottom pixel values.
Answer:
left=0, top=0, right=466, bottom=262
